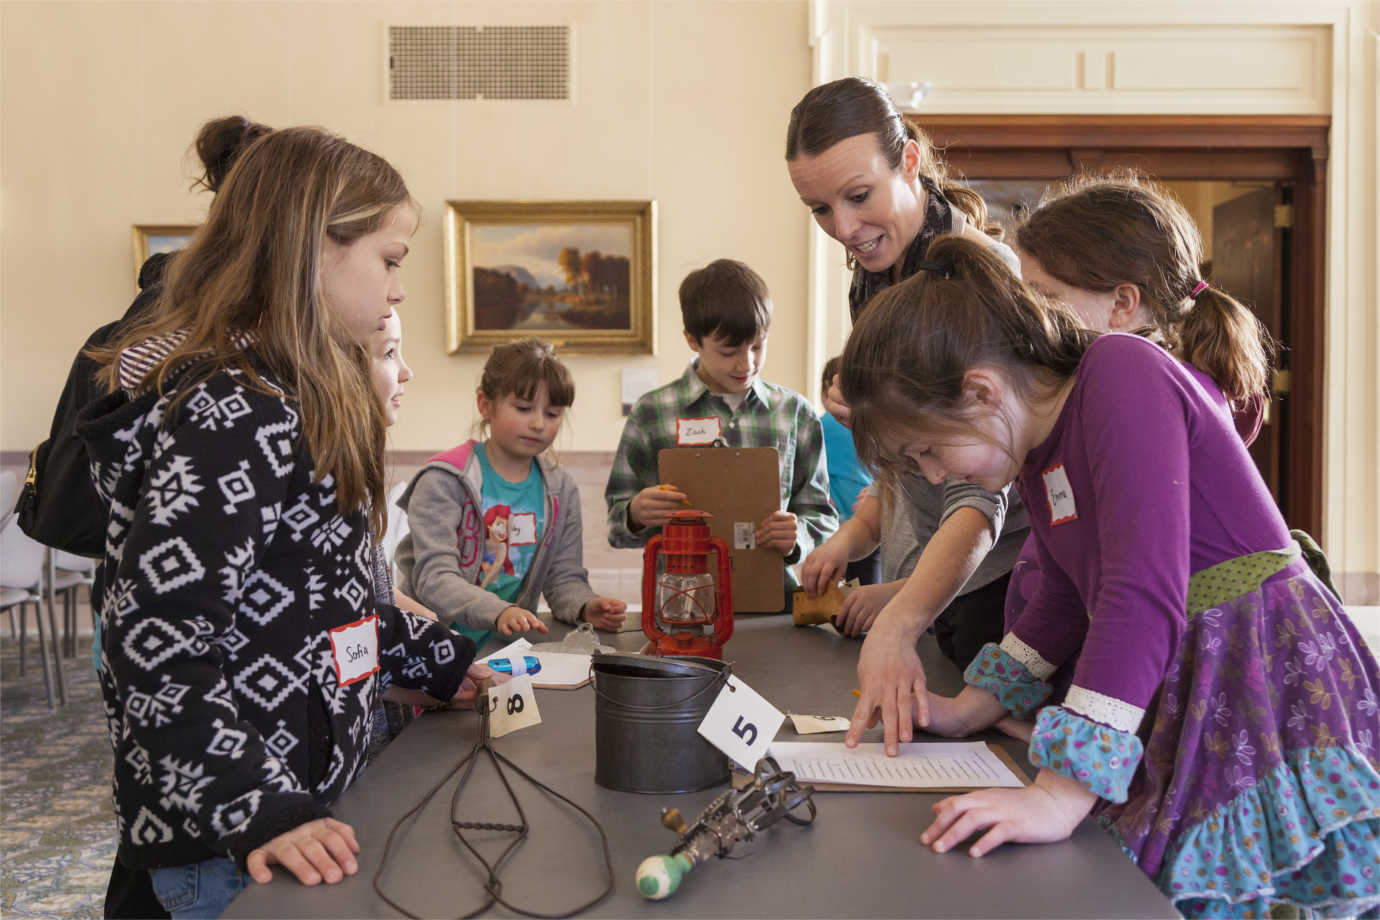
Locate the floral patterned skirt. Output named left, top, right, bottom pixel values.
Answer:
left=1097, top=550, right=1380, bottom=918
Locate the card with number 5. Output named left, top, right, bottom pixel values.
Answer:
left=697, top=675, right=784, bottom=770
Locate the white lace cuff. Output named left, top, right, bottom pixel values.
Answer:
left=998, top=633, right=1056, bottom=680
left=1064, top=685, right=1145, bottom=734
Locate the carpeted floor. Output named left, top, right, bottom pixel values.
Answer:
left=0, top=625, right=112, bottom=920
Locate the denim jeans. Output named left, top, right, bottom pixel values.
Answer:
left=149, top=856, right=250, bottom=919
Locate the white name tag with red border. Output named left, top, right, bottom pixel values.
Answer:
left=1042, top=464, right=1078, bottom=525
left=676, top=416, right=721, bottom=446
left=508, top=511, right=538, bottom=546
left=329, top=616, right=379, bottom=686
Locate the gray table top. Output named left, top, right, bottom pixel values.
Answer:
left=225, top=617, right=1177, bottom=918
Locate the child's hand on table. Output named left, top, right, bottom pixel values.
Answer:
left=919, top=769, right=1096, bottom=857
left=496, top=607, right=548, bottom=636
left=582, top=597, right=628, bottom=631
left=755, top=510, right=796, bottom=555
left=246, top=817, right=360, bottom=886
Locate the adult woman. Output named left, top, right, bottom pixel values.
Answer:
left=787, top=77, right=1029, bottom=754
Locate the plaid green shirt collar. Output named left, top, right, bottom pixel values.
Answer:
left=672, top=360, right=772, bottom=413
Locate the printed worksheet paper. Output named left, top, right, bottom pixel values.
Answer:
left=767, top=741, right=1025, bottom=788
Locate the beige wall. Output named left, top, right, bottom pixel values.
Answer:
left=0, top=0, right=812, bottom=454
left=3, top=0, right=1376, bottom=595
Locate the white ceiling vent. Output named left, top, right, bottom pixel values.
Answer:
left=388, top=25, right=570, bottom=100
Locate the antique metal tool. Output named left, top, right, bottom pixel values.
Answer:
left=634, top=756, right=816, bottom=900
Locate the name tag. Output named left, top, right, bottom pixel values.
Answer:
left=1042, top=464, right=1077, bottom=525
left=508, top=511, right=538, bottom=546
left=676, top=416, right=721, bottom=446
left=329, top=616, right=379, bottom=686
left=697, top=675, right=784, bottom=770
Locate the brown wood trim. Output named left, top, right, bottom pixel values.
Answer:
left=914, top=114, right=1329, bottom=539
left=1290, top=166, right=1327, bottom=538
left=918, top=114, right=1330, bottom=155
left=942, top=150, right=1316, bottom=182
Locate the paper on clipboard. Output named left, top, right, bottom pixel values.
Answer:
left=480, top=639, right=591, bottom=690
left=766, top=741, right=1029, bottom=792
left=657, top=446, right=783, bottom=612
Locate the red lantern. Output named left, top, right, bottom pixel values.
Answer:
left=641, top=510, right=734, bottom=659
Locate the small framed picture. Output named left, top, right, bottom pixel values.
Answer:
left=131, top=224, right=197, bottom=283
left=444, top=200, right=656, bottom=355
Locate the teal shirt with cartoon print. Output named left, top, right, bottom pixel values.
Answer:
left=457, top=447, right=545, bottom=648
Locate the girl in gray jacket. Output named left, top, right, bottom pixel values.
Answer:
left=395, top=339, right=628, bottom=650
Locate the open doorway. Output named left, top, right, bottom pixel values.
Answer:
left=918, top=115, right=1329, bottom=538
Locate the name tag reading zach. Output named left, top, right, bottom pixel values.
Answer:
left=1042, top=463, right=1078, bottom=525
left=488, top=674, right=542, bottom=738
left=697, top=675, right=784, bottom=770
left=676, top=416, right=722, bottom=446
left=329, top=616, right=380, bottom=687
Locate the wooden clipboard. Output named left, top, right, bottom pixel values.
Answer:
left=732, top=743, right=1031, bottom=793
left=658, top=446, right=783, bottom=613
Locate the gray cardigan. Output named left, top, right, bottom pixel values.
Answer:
left=394, top=440, right=597, bottom=630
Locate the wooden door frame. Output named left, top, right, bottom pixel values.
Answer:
left=912, top=115, right=1329, bottom=538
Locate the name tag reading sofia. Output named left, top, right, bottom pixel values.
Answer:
left=676, top=416, right=722, bottom=446
left=329, top=616, right=380, bottom=686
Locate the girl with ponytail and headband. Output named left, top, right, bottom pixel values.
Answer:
left=840, top=233, right=1380, bottom=919
left=1002, top=175, right=1286, bottom=693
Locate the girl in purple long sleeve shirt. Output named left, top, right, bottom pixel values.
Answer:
left=840, top=234, right=1380, bottom=919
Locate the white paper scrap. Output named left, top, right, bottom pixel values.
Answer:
left=768, top=741, right=1024, bottom=788
left=787, top=714, right=852, bottom=734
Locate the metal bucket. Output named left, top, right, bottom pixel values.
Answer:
left=590, top=653, right=731, bottom=794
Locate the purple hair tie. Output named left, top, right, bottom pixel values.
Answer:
left=1190, top=280, right=1210, bottom=299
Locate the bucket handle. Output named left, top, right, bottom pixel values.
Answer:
left=588, top=662, right=732, bottom=713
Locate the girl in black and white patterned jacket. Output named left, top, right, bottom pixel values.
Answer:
left=78, top=124, right=489, bottom=918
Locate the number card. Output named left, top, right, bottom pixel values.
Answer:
left=487, top=675, right=542, bottom=738
left=697, top=675, right=784, bottom=770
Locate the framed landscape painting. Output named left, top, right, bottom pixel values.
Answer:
left=131, top=224, right=197, bottom=283
left=444, top=200, right=656, bottom=354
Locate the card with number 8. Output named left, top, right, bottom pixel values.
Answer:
left=487, top=674, right=542, bottom=737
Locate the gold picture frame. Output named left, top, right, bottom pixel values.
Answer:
left=444, top=200, right=656, bottom=355
left=131, top=224, right=197, bottom=283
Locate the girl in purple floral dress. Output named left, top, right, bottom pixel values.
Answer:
left=840, top=234, right=1380, bottom=918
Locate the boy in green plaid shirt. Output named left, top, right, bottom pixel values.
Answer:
left=605, top=259, right=838, bottom=602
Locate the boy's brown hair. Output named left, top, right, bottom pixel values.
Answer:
left=679, top=259, right=772, bottom=347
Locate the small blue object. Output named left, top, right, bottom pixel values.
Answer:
left=487, top=655, right=542, bottom=677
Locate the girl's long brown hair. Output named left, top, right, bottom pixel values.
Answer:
left=841, top=234, right=1095, bottom=476
left=1016, top=173, right=1274, bottom=405
left=785, top=76, right=996, bottom=239
left=93, top=124, right=412, bottom=538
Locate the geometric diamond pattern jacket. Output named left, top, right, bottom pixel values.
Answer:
left=76, top=363, right=476, bottom=872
